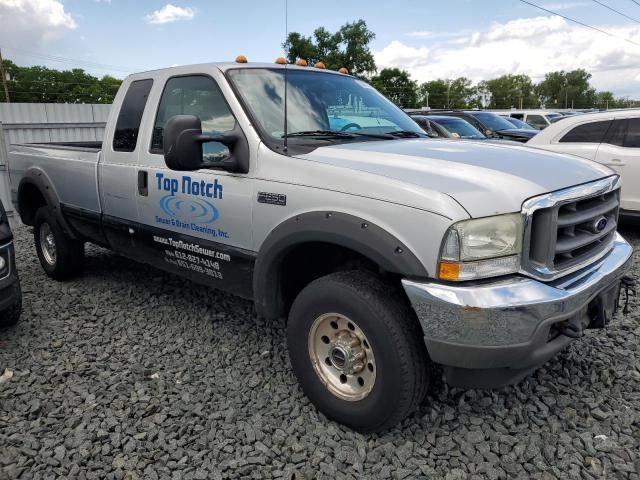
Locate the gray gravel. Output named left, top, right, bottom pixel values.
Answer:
left=1, top=224, right=639, bottom=480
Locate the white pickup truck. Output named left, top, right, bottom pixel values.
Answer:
left=7, top=61, right=633, bottom=432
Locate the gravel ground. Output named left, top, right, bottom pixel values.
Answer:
left=0, top=224, right=639, bottom=480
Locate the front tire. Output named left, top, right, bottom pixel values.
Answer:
left=287, top=270, right=429, bottom=432
left=34, top=207, right=84, bottom=280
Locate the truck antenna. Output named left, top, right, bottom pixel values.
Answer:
left=283, top=0, right=288, bottom=153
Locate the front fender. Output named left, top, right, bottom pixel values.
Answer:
left=253, top=211, right=429, bottom=320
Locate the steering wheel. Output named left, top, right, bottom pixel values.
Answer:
left=340, top=122, right=361, bottom=132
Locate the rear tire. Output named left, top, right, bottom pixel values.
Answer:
left=287, top=270, right=429, bottom=432
left=0, top=279, right=22, bottom=327
left=34, top=207, right=84, bottom=280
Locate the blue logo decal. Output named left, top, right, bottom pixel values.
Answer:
left=160, top=194, right=219, bottom=224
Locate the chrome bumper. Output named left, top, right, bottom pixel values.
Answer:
left=402, top=233, right=633, bottom=387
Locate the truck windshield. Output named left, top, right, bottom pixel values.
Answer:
left=226, top=68, right=425, bottom=145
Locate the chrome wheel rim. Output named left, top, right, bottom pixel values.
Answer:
left=308, top=313, right=376, bottom=401
left=39, top=223, right=57, bottom=266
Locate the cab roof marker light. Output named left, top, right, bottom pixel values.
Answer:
left=235, top=55, right=248, bottom=63
left=338, top=67, right=349, bottom=74
left=275, top=57, right=287, bottom=65
left=295, top=59, right=308, bottom=66
left=314, top=62, right=326, bottom=69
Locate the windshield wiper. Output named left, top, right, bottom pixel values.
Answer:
left=348, top=132, right=396, bottom=139
left=283, top=130, right=356, bottom=138
left=386, top=130, right=427, bottom=138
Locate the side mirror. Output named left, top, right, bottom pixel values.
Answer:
left=163, top=115, right=249, bottom=173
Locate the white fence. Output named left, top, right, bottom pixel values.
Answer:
left=0, top=103, right=111, bottom=228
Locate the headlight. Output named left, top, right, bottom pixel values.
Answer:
left=439, top=213, right=523, bottom=281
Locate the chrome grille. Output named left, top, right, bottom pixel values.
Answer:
left=522, top=176, right=621, bottom=281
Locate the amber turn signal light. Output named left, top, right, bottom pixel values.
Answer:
left=438, top=261, right=460, bottom=281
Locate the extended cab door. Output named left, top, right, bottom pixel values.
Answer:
left=134, top=72, right=255, bottom=297
left=595, top=117, right=640, bottom=212
left=100, top=78, right=154, bottom=254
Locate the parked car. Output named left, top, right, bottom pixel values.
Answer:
left=495, top=110, right=565, bottom=130
left=558, top=111, right=584, bottom=117
left=428, top=110, right=538, bottom=142
left=503, top=116, right=538, bottom=131
left=8, top=60, right=632, bottom=432
left=0, top=198, right=22, bottom=327
left=527, top=109, right=640, bottom=215
left=411, top=114, right=481, bottom=139
left=411, top=114, right=522, bottom=145
left=407, top=115, right=452, bottom=138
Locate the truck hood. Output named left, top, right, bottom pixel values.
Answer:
left=295, top=139, right=614, bottom=218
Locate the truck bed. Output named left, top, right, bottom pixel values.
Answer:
left=8, top=142, right=103, bottom=215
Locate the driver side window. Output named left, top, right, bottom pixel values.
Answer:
left=151, top=75, right=236, bottom=163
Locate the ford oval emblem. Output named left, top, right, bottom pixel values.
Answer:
left=593, top=216, right=608, bottom=233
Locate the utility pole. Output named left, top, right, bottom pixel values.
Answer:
left=446, top=82, right=450, bottom=109
left=0, top=48, right=10, bottom=103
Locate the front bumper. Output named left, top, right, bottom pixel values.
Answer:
left=402, top=233, right=633, bottom=388
left=0, top=240, right=19, bottom=311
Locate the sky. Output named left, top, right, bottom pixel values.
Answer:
left=2, top=0, right=640, bottom=97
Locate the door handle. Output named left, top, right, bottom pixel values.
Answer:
left=138, top=170, right=148, bottom=196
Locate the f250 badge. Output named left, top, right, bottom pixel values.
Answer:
left=257, top=192, right=287, bottom=206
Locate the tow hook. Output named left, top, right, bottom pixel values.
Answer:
left=619, top=275, right=637, bottom=315
left=558, top=322, right=583, bottom=339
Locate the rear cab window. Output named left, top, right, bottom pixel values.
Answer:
left=113, top=79, right=154, bottom=152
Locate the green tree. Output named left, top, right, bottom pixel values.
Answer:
left=418, top=77, right=476, bottom=109
left=594, top=91, right=616, bottom=109
left=480, top=74, right=539, bottom=109
left=0, top=59, right=121, bottom=103
left=448, top=77, right=476, bottom=109
left=371, top=68, right=418, bottom=107
left=418, top=79, right=448, bottom=108
left=536, top=69, right=596, bottom=109
left=283, top=20, right=377, bottom=76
